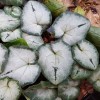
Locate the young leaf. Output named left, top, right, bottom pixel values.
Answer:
left=0, top=47, right=41, bottom=86
left=0, top=43, right=8, bottom=73
left=23, top=81, right=57, bottom=100
left=1, top=28, right=22, bottom=42
left=22, top=33, right=44, bottom=50
left=0, top=77, right=21, bottom=100
left=38, top=40, right=73, bottom=85
left=0, top=10, right=20, bottom=32
left=48, top=11, right=90, bottom=45
left=71, top=63, right=92, bottom=80
left=4, top=6, right=22, bottom=18
left=21, top=1, right=52, bottom=35
left=72, top=40, right=99, bottom=70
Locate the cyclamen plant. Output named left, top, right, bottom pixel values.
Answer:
left=0, top=0, right=99, bottom=100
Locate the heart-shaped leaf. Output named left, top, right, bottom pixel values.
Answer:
left=0, top=10, right=20, bottom=32
left=58, top=79, right=80, bottom=100
left=0, top=43, right=8, bottom=73
left=0, top=77, right=21, bottom=100
left=72, top=40, right=99, bottom=70
left=21, top=1, right=52, bottom=35
left=71, top=63, right=92, bottom=80
left=38, top=40, right=73, bottom=85
left=1, top=28, right=22, bottom=42
left=0, top=47, right=41, bottom=86
left=22, top=33, right=44, bottom=50
left=48, top=11, right=90, bottom=45
left=23, top=81, right=57, bottom=100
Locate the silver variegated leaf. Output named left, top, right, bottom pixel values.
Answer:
left=0, top=10, right=20, bottom=32
left=0, top=47, right=41, bottom=86
left=22, top=33, right=44, bottom=50
left=23, top=81, right=57, bottom=100
left=72, top=40, right=99, bottom=70
left=1, top=28, right=22, bottom=42
left=71, top=63, right=92, bottom=80
left=58, top=79, right=80, bottom=100
left=38, top=40, right=73, bottom=85
left=48, top=11, right=90, bottom=45
left=21, top=1, right=52, bottom=35
left=4, top=6, right=22, bottom=18
left=0, top=77, right=21, bottom=100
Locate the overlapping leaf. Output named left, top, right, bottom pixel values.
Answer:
left=48, top=11, right=90, bottom=45
left=38, top=40, right=73, bottom=85
left=0, top=47, right=41, bottom=86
